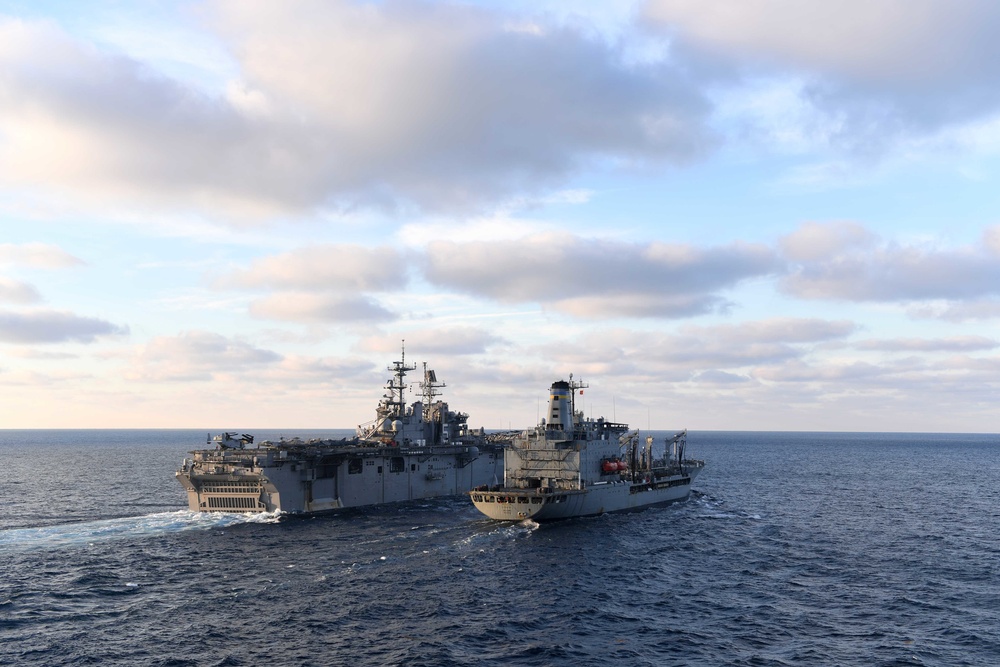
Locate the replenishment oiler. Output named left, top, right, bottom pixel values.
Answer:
left=469, top=378, right=704, bottom=521
left=176, top=349, right=507, bottom=514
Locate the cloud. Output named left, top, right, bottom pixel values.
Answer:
left=523, top=318, right=855, bottom=378
left=397, top=213, right=561, bottom=248
left=248, top=293, right=396, bottom=323
left=908, top=298, right=1000, bottom=323
left=0, top=367, right=93, bottom=386
left=854, top=336, right=998, bottom=352
left=552, top=294, right=732, bottom=319
left=0, top=309, right=128, bottom=344
left=214, top=245, right=407, bottom=291
left=435, top=318, right=1000, bottom=432
left=0, top=243, right=84, bottom=268
left=210, top=0, right=713, bottom=209
left=357, top=327, right=504, bottom=356
left=0, top=4, right=714, bottom=217
left=779, top=223, right=1000, bottom=303
left=750, top=359, right=887, bottom=383
left=984, top=225, right=1000, bottom=254
left=643, top=0, right=1000, bottom=85
left=0, top=18, right=274, bottom=213
left=129, top=330, right=282, bottom=381
left=422, top=233, right=779, bottom=318
left=779, top=221, right=875, bottom=262
left=642, top=0, right=1000, bottom=151
left=657, top=318, right=856, bottom=367
left=692, top=369, right=750, bottom=384
left=0, top=278, right=42, bottom=304
left=211, top=244, right=405, bottom=325
left=6, top=348, right=79, bottom=360
left=211, top=222, right=1000, bottom=328
left=258, top=355, right=374, bottom=384
left=213, top=234, right=779, bottom=323
left=689, top=317, right=857, bottom=344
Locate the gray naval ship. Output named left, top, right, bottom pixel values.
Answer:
left=469, top=378, right=704, bottom=521
left=177, top=350, right=507, bottom=514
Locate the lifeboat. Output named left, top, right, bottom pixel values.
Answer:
left=617, top=460, right=628, bottom=471
left=601, top=460, right=619, bottom=473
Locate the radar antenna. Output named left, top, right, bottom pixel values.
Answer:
left=420, top=362, right=446, bottom=421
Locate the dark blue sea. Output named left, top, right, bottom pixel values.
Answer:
left=2, top=430, right=998, bottom=666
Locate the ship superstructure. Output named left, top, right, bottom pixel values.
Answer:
left=177, top=349, right=507, bottom=514
left=469, top=377, right=704, bottom=521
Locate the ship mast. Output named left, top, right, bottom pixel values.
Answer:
left=385, top=340, right=417, bottom=418
left=567, top=373, right=588, bottom=431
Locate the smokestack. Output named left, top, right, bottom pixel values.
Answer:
left=547, top=380, right=572, bottom=432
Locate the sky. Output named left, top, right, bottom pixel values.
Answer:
left=2, top=0, right=1000, bottom=432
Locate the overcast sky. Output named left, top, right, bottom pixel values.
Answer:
left=3, top=0, right=1000, bottom=432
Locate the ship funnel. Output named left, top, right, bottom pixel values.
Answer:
left=547, top=380, right=572, bottom=432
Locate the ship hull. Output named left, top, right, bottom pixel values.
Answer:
left=470, top=466, right=702, bottom=522
left=177, top=445, right=505, bottom=514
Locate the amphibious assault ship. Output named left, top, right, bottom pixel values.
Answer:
left=177, top=350, right=507, bottom=514
left=469, top=378, right=704, bottom=521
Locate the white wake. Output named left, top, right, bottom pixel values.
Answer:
left=0, top=510, right=282, bottom=551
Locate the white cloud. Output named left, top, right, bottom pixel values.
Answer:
left=209, top=223, right=1000, bottom=328
left=643, top=0, right=1000, bottom=155
left=357, top=327, right=504, bottom=356
left=0, top=278, right=41, bottom=304
left=779, top=221, right=876, bottom=261
left=422, top=233, right=778, bottom=318
left=6, top=348, right=79, bottom=360
left=750, top=359, right=886, bottom=383
left=652, top=318, right=855, bottom=368
left=907, top=298, right=1000, bottom=323
left=853, top=336, right=998, bottom=352
left=397, top=214, right=556, bottom=248
left=553, top=293, right=731, bottom=319
left=692, top=369, right=750, bottom=384
left=0, top=242, right=84, bottom=268
left=0, top=309, right=127, bottom=344
left=248, top=293, right=396, bottom=324
left=0, top=4, right=714, bottom=218
left=779, top=223, right=1000, bottom=303
left=691, top=317, right=857, bottom=345
left=643, top=0, right=1000, bottom=85
left=128, top=330, right=281, bottom=381
left=984, top=226, right=1000, bottom=255
left=516, top=318, right=856, bottom=379
left=210, top=244, right=407, bottom=324
left=215, top=245, right=408, bottom=291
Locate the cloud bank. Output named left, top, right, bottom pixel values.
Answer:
left=211, top=222, right=1000, bottom=326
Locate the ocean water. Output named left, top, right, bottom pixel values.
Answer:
left=1, top=430, right=998, bottom=666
